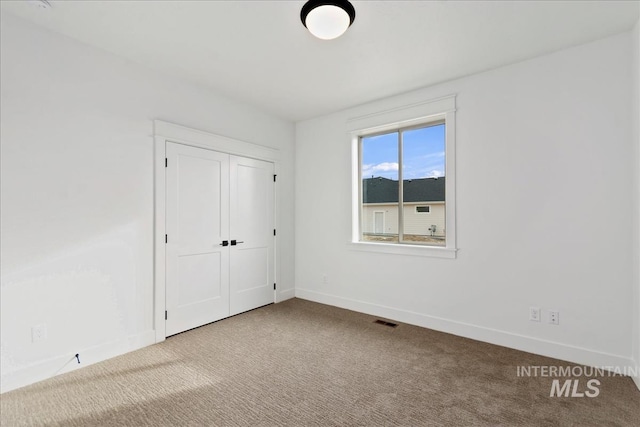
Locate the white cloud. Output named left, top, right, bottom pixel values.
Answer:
left=373, top=162, right=399, bottom=172
left=420, top=152, right=445, bottom=160
left=362, top=162, right=399, bottom=177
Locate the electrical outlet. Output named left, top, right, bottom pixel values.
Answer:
left=549, top=310, right=559, bottom=325
left=321, top=274, right=328, bottom=284
left=529, top=307, right=541, bottom=322
left=31, top=324, right=47, bottom=343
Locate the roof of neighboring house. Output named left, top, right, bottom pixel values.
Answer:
left=363, top=176, right=445, bottom=203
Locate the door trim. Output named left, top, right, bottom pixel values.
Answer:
left=153, top=120, right=280, bottom=344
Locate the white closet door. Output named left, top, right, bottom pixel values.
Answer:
left=229, top=156, right=275, bottom=316
left=165, top=142, right=229, bottom=336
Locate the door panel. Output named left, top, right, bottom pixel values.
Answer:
left=233, top=248, right=269, bottom=292
left=177, top=252, right=222, bottom=306
left=229, top=156, right=274, bottom=316
left=374, top=212, right=384, bottom=234
left=166, top=142, right=229, bottom=336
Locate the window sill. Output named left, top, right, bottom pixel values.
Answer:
left=347, top=241, right=457, bottom=259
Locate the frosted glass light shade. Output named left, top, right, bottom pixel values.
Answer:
left=301, top=1, right=356, bottom=40
left=305, top=5, right=350, bottom=40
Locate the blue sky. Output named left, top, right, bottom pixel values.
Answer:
left=361, top=124, right=445, bottom=180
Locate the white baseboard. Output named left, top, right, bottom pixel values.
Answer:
left=295, top=288, right=635, bottom=371
left=1, top=330, right=156, bottom=394
left=276, top=288, right=295, bottom=302
left=633, top=360, right=640, bottom=391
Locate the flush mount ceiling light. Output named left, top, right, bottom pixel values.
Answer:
left=301, top=0, right=356, bottom=40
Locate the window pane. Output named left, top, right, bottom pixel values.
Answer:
left=401, top=124, right=445, bottom=246
left=361, top=132, right=399, bottom=243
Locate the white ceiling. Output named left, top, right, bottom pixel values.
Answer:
left=2, top=0, right=638, bottom=121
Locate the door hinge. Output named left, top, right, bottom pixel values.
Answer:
left=165, top=158, right=168, bottom=168
left=165, top=310, right=168, bottom=320
left=273, top=283, right=276, bottom=290
left=273, top=229, right=276, bottom=236
left=273, top=174, right=277, bottom=182
left=165, top=234, right=168, bottom=243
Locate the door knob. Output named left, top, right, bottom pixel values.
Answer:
left=220, top=240, right=229, bottom=246
left=230, top=240, right=244, bottom=246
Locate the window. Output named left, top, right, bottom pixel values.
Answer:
left=360, top=122, right=445, bottom=246
left=348, top=94, right=456, bottom=258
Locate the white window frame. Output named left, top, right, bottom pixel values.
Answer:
left=347, top=95, right=457, bottom=259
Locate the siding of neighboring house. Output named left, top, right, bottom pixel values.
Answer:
left=362, top=202, right=445, bottom=237
left=403, top=202, right=445, bottom=237
left=362, top=177, right=446, bottom=238
left=362, top=204, right=399, bottom=234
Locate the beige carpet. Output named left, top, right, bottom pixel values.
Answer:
left=1, top=298, right=639, bottom=426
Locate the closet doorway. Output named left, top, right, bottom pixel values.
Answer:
left=155, top=122, right=278, bottom=340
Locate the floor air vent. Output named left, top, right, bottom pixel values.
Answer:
left=374, top=319, right=398, bottom=328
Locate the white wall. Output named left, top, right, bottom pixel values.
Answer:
left=296, top=31, right=636, bottom=370
left=632, top=19, right=640, bottom=390
left=0, top=13, right=295, bottom=392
